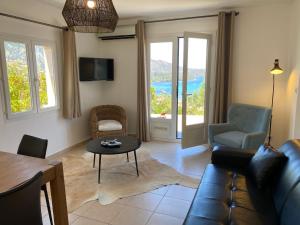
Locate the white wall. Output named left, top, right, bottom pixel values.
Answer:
left=287, top=0, right=300, bottom=138
left=75, top=33, right=138, bottom=134
left=232, top=3, right=291, bottom=147
left=0, top=7, right=88, bottom=156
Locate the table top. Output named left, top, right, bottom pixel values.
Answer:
left=0, top=151, right=54, bottom=192
left=87, top=136, right=141, bottom=155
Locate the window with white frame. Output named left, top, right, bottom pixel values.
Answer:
left=0, top=36, right=59, bottom=119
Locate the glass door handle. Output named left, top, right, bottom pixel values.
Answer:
left=186, top=93, right=193, bottom=96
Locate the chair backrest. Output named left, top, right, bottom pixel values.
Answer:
left=0, top=172, right=43, bottom=225
left=92, top=105, right=127, bottom=122
left=228, top=103, right=271, bottom=133
left=17, top=135, right=48, bottom=159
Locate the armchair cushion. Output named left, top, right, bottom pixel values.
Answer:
left=214, top=131, right=246, bottom=148
left=98, top=120, right=123, bottom=132
left=208, top=123, right=236, bottom=145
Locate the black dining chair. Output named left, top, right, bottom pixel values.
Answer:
left=17, top=135, right=53, bottom=225
left=0, top=172, right=44, bottom=225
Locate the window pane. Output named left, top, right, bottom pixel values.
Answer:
left=186, top=38, right=207, bottom=125
left=35, top=45, right=56, bottom=109
left=150, top=42, right=173, bottom=119
left=4, top=41, right=32, bottom=113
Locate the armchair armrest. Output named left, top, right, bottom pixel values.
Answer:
left=242, top=132, right=267, bottom=149
left=208, top=123, right=236, bottom=145
left=90, top=108, right=99, bottom=139
left=211, top=145, right=256, bottom=172
left=118, top=109, right=128, bottom=135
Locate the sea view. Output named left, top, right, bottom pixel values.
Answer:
left=152, top=76, right=204, bottom=98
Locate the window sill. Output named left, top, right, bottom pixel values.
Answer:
left=4, top=106, right=60, bottom=121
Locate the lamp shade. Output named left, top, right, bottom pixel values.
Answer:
left=270, top=59, right=284, bottom=75
left=62, top=0, right=119, bottom=33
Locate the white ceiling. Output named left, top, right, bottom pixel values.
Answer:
left=41, top=0, right=289, bottom=19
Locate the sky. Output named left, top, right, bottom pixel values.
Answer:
left=150, top=37, right=208, bottom=70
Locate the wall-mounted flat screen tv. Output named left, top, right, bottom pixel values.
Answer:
left=79, top=57, right=114, bottom=81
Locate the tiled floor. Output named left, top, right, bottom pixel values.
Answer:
left=42, top=141, right=211, bottom=225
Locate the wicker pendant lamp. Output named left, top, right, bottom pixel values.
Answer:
left=62, top=0, right=119, bottom=33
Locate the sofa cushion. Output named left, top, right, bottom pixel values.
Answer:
left=249, top=145, right=287, bottom=189
left=214, top=131, right=246, bottom=148
left=280, top=182, right=300, bottom=225
left=273, top=140, right=300, bottom=213
left=98, top=120, right=122, bottom=132
left=212, top=146, right=256, bottom=172
left=230, top=207, right=274, bottom=225
left=184, top=164, right=279, bottom=225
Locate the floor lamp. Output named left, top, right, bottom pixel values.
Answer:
left=268, top=59, right=284, bottom=146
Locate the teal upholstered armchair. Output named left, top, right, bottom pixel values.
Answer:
left=208, top=104, right=272, bottom=150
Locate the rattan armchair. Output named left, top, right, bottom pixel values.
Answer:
left=90, top=105, right=128, bottom=139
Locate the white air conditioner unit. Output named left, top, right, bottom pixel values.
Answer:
left=97, top=25, right=136, bottom=40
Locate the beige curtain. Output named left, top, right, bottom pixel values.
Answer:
left=62, top=30, right=82, bottom=119
left=213, top=11, right=236, bottom=123
left=136, top=20, right=151, bottom=142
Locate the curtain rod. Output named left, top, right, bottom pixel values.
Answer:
left=0, top=11, right=239, bottom=29
left=145, top=12, right=239, bottom=24
left=0, top=12, right=66, bottom=30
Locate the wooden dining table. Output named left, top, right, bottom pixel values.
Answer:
left=0, top=151, right=69, bottom=225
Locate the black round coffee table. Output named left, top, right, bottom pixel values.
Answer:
left=87, top=136, right=141, bottom=184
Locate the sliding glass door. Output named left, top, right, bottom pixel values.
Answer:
left=181, top=33, right=211, bottom=148
left=148, top=33, right=211, bottom=146
left=148, top=37, right=178, bottom=140
left=150, top=41, right=173, bottom=120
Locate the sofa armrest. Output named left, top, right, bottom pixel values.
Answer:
left=242, top=132, right=267, bottom=149
left=208, top=123, right=236, bottom=145
left=211, top=145, right=256, bottom=172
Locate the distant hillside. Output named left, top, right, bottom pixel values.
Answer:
left=151, top=59, right=205, bottom=82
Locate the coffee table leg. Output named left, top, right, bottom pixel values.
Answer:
left=134, top=151, right=139, bottom=176
left=93, top=154, right=96, bottom=168
left=98, top=154, right=102, bottom=184
left=127, top=153, right=129, bottom=162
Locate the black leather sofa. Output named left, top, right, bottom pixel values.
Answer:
left=183, top=140, right=300, bottom=225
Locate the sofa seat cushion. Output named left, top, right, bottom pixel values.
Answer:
left=184, top=164, right=279, bottom=225
left=214, top=131, right=246, bottom=148
left=98, top=120, right=122, bottom=132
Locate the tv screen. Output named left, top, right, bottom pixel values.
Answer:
left=79, top=57, right=114, bottom=81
